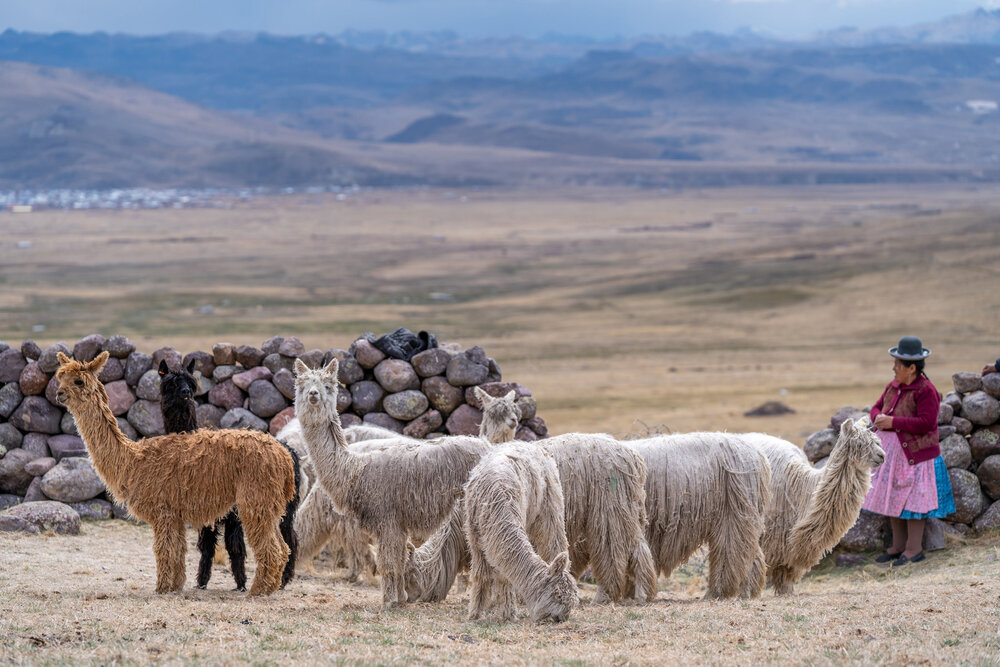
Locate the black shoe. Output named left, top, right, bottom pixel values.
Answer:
left=891, top=552, right=925, bottom=566
left=875, top=551, right=902, bottom=563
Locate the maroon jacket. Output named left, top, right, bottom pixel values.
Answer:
left=870, top=375, right=941, bottom=465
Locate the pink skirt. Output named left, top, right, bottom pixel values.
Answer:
left=861, top=430, right=939, bottom=517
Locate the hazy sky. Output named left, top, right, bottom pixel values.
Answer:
left=0, top=0, right=994, bottom=39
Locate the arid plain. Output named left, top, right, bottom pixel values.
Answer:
left=2, top=185, right=1000, bottom=665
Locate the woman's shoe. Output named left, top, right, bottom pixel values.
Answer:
left=891, top=552, right=925, bottom=566
left=875, top=551, right=902, bottom=563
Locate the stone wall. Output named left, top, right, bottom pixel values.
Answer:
left=806, top=372, right=1000, bottom=552
left=0, top=333, right=546, bottom=530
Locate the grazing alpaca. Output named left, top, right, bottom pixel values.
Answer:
left=743, top=419, right=885, bottom=595
left=406, top=389, right=656, bottom=605
left=56, top=352, right=294, bottom=596
left=158, top=360, right=303, bottom=591
left=294, top=358, right=490, bottom=608
left=627, top=433, right=772, bottom=599
left=465, top=442, right=578, bottom=622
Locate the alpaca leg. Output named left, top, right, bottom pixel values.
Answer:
left=467, top=538, right=491, bottom=621
left=706, top=525, right=755, bottom=600
left=152, top=519, right=185, bottom=593
left=195, top=523, right=219, bottom=589
left=768, top=564, right=796, bottom=597
left=375, top=534, right=407, bottom=609
left=279, top=499, right=299, bottom=589
left=224, top=512, right=248, bottom=592
left=242, top=511, right=288, bottom=597
left=294, top=488, right=335, bottom=573
left=494, top=576, right=517, bottom=622
left=740, top=548, right=767, bottom=599
left=630, top=538, right=659, bottom=603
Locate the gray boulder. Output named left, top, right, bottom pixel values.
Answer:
left=446, top=351, right=489, bottom=387
left=1, top=500, right=81, bottom=535
left=97, top=356, right=124, bottom=383
left=40, top=456, right=105, bottom=502
left=0, top=494, right=21, bottom=511
left=352, top=338, right=385, bottom=369
left=976, top=455, right=1000, bottom=501
left=232, top=366, right=272, bottom=391
left=0, top=448, right=36, bottom=494
left=837, top=510, right=888, bottom=552
left=44, top=375, right=61, bottom=405
left=485, top=358, right=502, bottom=383
left=403, top=410, right=444, bottom=439
left=939, top=433, right=972, bottom=470
left=18, top=362, right=49, bottom=395
left=938, top=425, right=956, bottom=440
left=124, top=351, right=152, bottom=386
left=516, top=397, right=537, bottom=421
left=102, top=335, right=135, bottom=359
left=938, top=402, right=954, bottom=425
left=970, top=427, right=1000, bottom=462
left=804, top=428, right=837, bottom=463
left=262, top=353, right=295, bottom=375
left=24, top=457, right=56, bottom=477
left=117, top=418, right=139, bottom=442
left=72, top=334, right=106, bottom=362
left=953, top=371, right=983, bottom=394
left=127, top=399, right=165, bottom=437
left=182, top=350, right=216, bottom=378
left=525, top=416, right=548, bottom=437
left=47, top=434, right=87, bottom=461
left=516, top=426, right=539, bottom=442
left=362, top=412, right=404, bottom=433
left=350, top=381, right=385, bottom=416
left=952, top=416, right=973, bottom=436
left=962, top=391, right=1000, bottom=426
left=0, top=422, right=23, bottom=454
left=105, top=380, right=136, bottom=417
left=196, top=403, right=226, bottom=429
left=272, top=368, right=295, bottom=400
left=445, top=404, right=483, bottom=436
left=60, top=411, right=78, bottom=436
left=37, top=342, right=71, bottom=373
left=21, top=433, right=50, bottom=458
left=212, top=364, right=240, bottom=382
left=260, top=336, right=284, bottom=356
left=150, top=346, right=181, bottom=372
left=10, top=396, right=62, bottom=434
left=135, top=369, right=162, bottom=401
left=339, top=413, right=362, bottom=429
left=374, top=359, right=420, bottom=393
left=23, top=477, right=47, bottom=502
left=212, top=342, right=237, bottom=366
left=69, top=498, right=114, bottom=520
left=236, top=345, right=266, bottom=368
left=220, top=408, right=268, bottom=432
left=422, top=376, right=464, bottom=416
left=411, top=348, right=451, bottom=377
left=248, top=380, right=287, bottom=418
left=383, top=390, right=429, bottom=421
left=973, top=500, right=1000, bottom=533
left=0, top=348, right=27, bottom=383
left=278, top=336, right=305, bottom=358
left=830, top=406, right=867, bottom=432
left=20, top=339, right=42, bottom=361
left=208, top=379, right=244, bottom=410
left=983, top=373, right=1000, bottom=399
left=0, top=382, right=23, bottom=418
left=947, top=468, right=988, bottom=524
left=299, top=349, right=325, bottom=369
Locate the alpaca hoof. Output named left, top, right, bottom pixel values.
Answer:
left=195, top=584, right=207, bottom=590
left=233, top=586, right=247, bottom=592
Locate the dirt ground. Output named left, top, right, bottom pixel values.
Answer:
left=0, top=521, right=998, bottom=665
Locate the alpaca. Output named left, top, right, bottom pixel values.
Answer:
left=294, top=357, right=491, bottom=608
left=406, top=389, right=656, bottom=605
left=627, top=433, right=772, bottom=599
left=56, top=352, right=295, bottom=596
left=464, top=442, right=578, bottom=622
left=743, top=418, right=885, bottom=595
left=158, top=360, right=303, bottom=591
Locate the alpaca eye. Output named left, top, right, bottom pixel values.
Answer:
left=325, top=384, right=335, bottom=392
left=74, top=379, right=84, bottom=386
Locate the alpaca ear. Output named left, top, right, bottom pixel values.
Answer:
left=549, top=552, right=569, bottom=575
left=86, top=351, right=109, bottom=374
left=841, top=419, right=855, bottom=436
left=473, top=386, right=491, bottom=406
left=503, top=390, right=515, bottom=402
left=57, top=352, right=72, bottom=366
left=294, top=358, right=310, bottom=376
left=323, top=357, right=339, bottom=377
left=186, top=359, right=198, bottom=374
left=158, top=360, right=170, bottom=376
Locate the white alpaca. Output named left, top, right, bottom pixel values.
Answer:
left=407, top=389, right=656, bottom=604
left=627, top=433, right=772, bottom=599
left=743, top=418, right=884, bottom=594
left=294, top=358, right=490, bottom=608
left=464, top=442, right=578, bottom=622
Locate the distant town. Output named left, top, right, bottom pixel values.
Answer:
left=0, top=185, right=362, bottom=211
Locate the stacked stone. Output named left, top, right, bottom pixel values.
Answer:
left=803, top=370, right=1000, bottom=553
left=0, top=333, right=546, bottom=531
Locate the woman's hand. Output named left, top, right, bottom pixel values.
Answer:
left=982, top=363, right=998, bottom=376
left=873, top=414, right=893, bottom=431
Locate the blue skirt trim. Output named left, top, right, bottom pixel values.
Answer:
left=899, top=456, right=956, bottom=520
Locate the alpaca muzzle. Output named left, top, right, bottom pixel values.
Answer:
left=55, top=391, right=67, bottom=405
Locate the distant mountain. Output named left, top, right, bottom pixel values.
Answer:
left=813, top=8, right=1000, bottom=47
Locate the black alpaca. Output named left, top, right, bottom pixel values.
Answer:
left=158, top=359, right=301, bottom=590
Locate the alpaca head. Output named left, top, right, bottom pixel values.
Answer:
left=159, top=359, right=199, bottom=410
left=475, top=387, right=520, bottom=444
left=529, top=552, right=578, bottom=623
left=836, top=417, right=885, bottom=469
left=55, top=351, right=109, bottom=411
left=294, top=357, right=340, bottom=426
left=403, top=542, right=424, bottom=601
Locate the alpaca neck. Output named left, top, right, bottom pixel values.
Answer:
left=791, top=442, right=871, bottom=556
left=480, top=421, right=515, bottom=445
left=503, top=552, right=552, bottom=605
left=68, top=385, right=136, bottom=497
left=301, top=409, right=363, bottom=511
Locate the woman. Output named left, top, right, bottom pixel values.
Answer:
left=862, top=335, right=955, bottom=565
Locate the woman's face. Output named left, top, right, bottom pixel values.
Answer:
left=893, top=358, right=917, bottom=384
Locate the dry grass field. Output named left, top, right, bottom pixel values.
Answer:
left=0, top=521, right=998, bottom=665
left=2, top=184, right=1000, bottom=664
left=2, top=184, right=998, bottom=441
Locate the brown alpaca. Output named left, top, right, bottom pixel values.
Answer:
left=55, top=352, right=295, bottom=596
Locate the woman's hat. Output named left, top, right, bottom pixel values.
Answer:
left=889, top=335, right=931, bottom=361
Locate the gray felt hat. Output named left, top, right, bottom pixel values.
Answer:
left=889, top=335, right=931, bottom=361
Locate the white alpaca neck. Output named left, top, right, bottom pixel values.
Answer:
left=301, top=410, right=363, bottom=512
left=479, top=420, right=515, bottom=445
